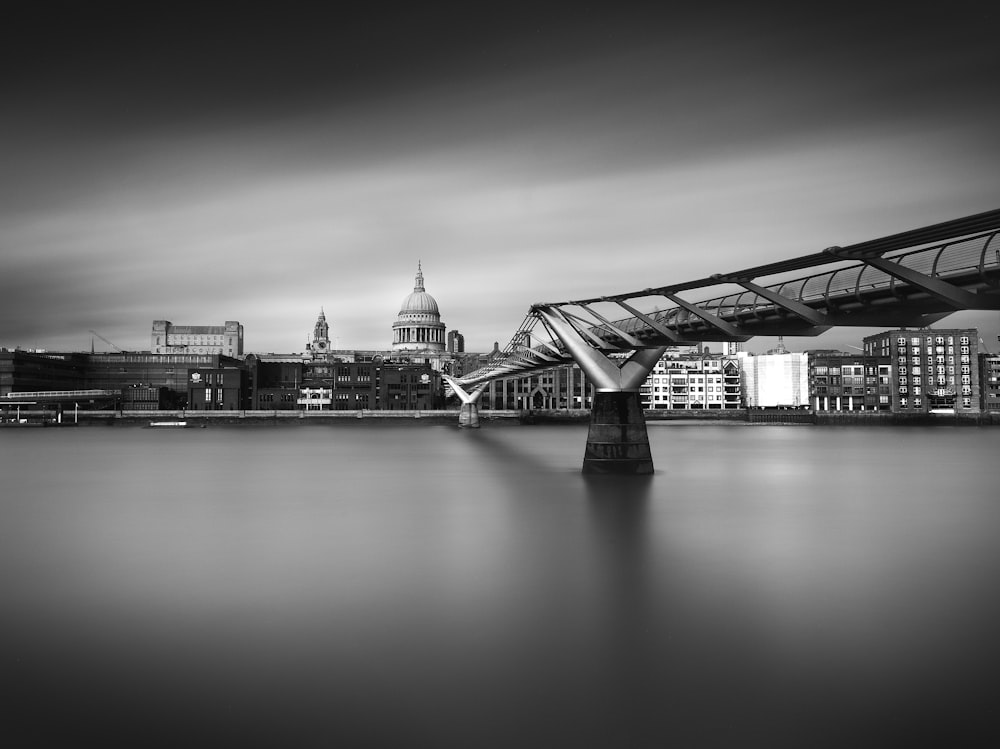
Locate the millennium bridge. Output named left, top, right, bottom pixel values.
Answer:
left=445, top=207, right=1000, bottom=474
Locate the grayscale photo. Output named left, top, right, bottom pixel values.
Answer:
left=2, top=3, right=999, bottom=747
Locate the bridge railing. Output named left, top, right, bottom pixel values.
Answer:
left=595, top=226, right=999, bottom=341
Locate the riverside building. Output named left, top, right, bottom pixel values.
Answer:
left=641, top=353, right=742, bottom=410
left=981, top=354, right=1000, bottom=412
left=808, top=351, right=892, bottom=411
left=863, top=328, right=981, bottom=414
left=738, top=351, right=810, bottom=408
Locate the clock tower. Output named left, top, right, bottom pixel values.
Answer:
left=309, top=308, right=331, bottom=359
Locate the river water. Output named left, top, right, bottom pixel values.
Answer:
left=1, top=422, right=997, bottom=747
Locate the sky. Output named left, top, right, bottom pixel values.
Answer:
left=3, top=3, right=1000, bottom=355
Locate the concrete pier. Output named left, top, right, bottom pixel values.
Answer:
left=583, top=391, right=655, bottom=474
left=458, top=402, right=480, bottom=428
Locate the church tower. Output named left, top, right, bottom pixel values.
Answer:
left=309, top=308, right=331, bottom=358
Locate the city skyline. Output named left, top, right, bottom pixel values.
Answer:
left=3, top=5, right=1000, bottom=355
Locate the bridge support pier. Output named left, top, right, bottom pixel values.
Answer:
left=584, top=390, right=654, bottom=474
left=536, top=306, right=667, bottom=474
left=458, top=401, right=480, bottom=428
left=444, top=376, right=487, bottom=429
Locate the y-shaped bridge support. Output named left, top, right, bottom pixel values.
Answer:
left=537, top=306, right=667, bottom=474
left=444, top=376, right=488, bottom=428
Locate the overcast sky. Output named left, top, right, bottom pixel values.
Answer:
left=3, top=3, right=999, bottom=355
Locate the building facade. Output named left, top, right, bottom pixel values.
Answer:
left=739, top=352, right=810, bottom=408
left=481, top=364, right=593, bottom=410
left=151, top=320, right=244, bottom=358
left=641, top=353, right=742, bottom=410
left=863, top=328, right=981, bottom=414
left=186, top=367, right=250, bottom=411
left=447, top=330, right=465, bottom=353
left=2, top=349, right=239, bottom=409
left=981, top=354, right=1000, bottom=412
left=808, top=352, right=892, bottom=411
left=1, top=350, right=85, bottom=397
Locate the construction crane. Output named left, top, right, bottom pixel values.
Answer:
left=89, top=330, right=125, bottom=353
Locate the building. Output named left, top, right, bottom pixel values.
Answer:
left=245, top=354, right=302, bottom=410
left=2, top=349, right=242, bottom=409
left=981, top=353, right=1000, bottom=412
left=391, top=263, right=446, bottom=353
left=151, top=320, right=244, bottom=358
left=186, top=367, right=250, bottom=411
left=447, top=330, right=465, bottom=353
left=739, top=351, right=809, bottom=408
left=862, top=328, right=981, bottom=414
left=641, top=353, right=742, bottom=410
left=481, top=364, right=593, bottom=410
left=808, top=351, right=892, bottom=411
left=1, top=349, right=85, bottom=396
left=379, top=361, right=442, bottom=410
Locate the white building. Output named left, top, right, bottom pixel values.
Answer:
left=641, top=353, right=742, bottom=409
left=738, top=351, right=809, bottom=408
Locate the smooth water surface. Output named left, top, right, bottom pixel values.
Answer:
left=1, top=422, right=997, bottom=747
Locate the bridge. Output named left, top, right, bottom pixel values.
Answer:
left=445, top=207, right=1000, bottom=473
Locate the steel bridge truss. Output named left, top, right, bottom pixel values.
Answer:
left=455, top=208, right=1000, bottom=389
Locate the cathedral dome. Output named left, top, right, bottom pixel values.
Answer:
left=392, top=262, right=446, bottom=352
left=397, top=262, right=440, bottom=315
left=399, top=290, right=439, bottom=315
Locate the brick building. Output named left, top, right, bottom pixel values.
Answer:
left=863, top=328, right=981, bottom=414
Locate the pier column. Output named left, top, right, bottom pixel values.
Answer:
left=585, top=390, right=655, bottom=474
left=459, top=401, right=480, bottom=428
left=536, top=306, right=667, bottom=474
left=444, top=376, right=487, bottom=429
